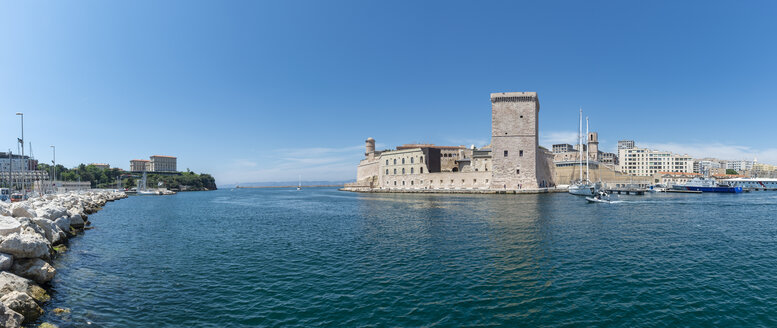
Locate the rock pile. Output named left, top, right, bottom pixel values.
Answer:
left=0, top=190, right=126, bottom=327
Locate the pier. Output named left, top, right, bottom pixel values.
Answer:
left=604, top=188, right=646, bottom=195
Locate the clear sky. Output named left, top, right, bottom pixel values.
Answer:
left=1, top=1, right=776, bottom=185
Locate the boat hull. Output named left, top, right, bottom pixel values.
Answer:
left=569, top=185, right=596, bottom=196
left=672, top=186, right=742, bottom=193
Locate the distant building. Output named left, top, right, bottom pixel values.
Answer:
left=130, top=155, right=177, bottom=172
left=0, top=152, right=36, bottom=171
left=552, top=132, right=618, bottom=167
left=653, top=171, right=702, bottom=186
left=90, top=163, right=110, bottom=169
left=617, top=143, right=693, bottom=176
left=150, top=155, right=177, bottom=172
left=130, top=159, right=150, bottom=172
left=694, top=159, right=723, bottom=176
left=552, top=144, right=575, bottom=153
left=726, top=160, right=754, bottom=172
left=618, top=140, right=635, bottom=150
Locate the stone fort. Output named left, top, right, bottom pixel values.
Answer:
left=343, top=91, right=555, bottom=192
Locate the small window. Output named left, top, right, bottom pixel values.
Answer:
left=394, top=181, right=397, bottom=185
left=516, top=169, right=520, bottom=174
left=411, top=157, right=414, bottom=164
left=402, top=158, right=405, bottom=164
left=402, top=181, right=405, bottom=185
left=393, top=159, right=397, bottom=165
left=411, top=181, right=414, bottom=185
left=475, top=168, right=478, bottom=172
left=385, top=160, right=388, bottom=165
left=474, top=179, right=477, bottom=183
left=520, top=115, right=523, bottom=118
left=519, top=150, right=524, bottom=157
left=402, top=168, right=405, bottom=174
left=410, top=168, right=414, bottom=174
left=420, top=156, right=424, bottom=162
left=420, top=167, right=424, bottom=174
left=385, top=169, right=389, bottom=175
left=393, top=168, right=397, bottom=174
left=504, top=150, right=508, bottom=157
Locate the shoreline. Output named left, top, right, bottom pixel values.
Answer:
left=339, top=187, right=567, bottom=194
left=0, top=190, right=127, bottom=327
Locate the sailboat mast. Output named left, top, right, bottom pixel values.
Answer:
left=586, top=116, right=590, bottom=182
left=578, top=108, right=583, bottom=182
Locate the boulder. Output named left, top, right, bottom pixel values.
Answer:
left=35, top=205, right=68, bottom=221
left=15, top=218, right=47, bottom=241
left=53, top=217, right=70, bottom=234
left=0, top=302, right=22, bottom=328
left=0, top=254, right=12, bottom=271
left=69, top=214, right=85, bottom=229
left=0, top=233, right=50, bottom=260
left=0, top=217, right=21, bottom=237
left=0, top=291, right=42, bottom=323
left=0, top=204, right=11, bottom=217
left=9, top=204, right=35, bottom=219
left=30, top=219, right=66, bottom=245
left=11, top=259, right=55, bottom=284
left=0, top=272, right=48, bottom=303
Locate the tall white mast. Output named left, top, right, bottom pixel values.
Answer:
left=578, top=108, right=583, bottom=182
left=586, top=116, right=590, bottom=182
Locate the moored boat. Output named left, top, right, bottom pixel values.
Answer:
left=671, top=178, right=742, bottom=193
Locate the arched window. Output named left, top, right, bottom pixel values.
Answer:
left=452, top=167, right=459, bottom=172
left=394, top=168, right=397, bottom=174
left=386, top=169, right=389, bottom=175
left=420, top=156, right=424, bottom=162
left=402, top=168, right=405, bottom=174
left=385, top=160, right=388, bottom=165
left=420, top=167, right=424, bottom=174
left=411, top=167, right=414, bottom=174
left=393, top=159, right=397, bottom=165
left=402, top=158, right=405, bottom=164
left=411, top=157, right=414, bottom=164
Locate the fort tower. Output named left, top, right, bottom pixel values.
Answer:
left=489, top=92, right=541, bottom=189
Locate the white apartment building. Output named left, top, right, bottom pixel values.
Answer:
left=726, top=160, right=754, bottom=172
left=618, top=145, right=693, bottom=176
left=695, top=160, right=722, bottom=176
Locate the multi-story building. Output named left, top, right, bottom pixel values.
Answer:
left=0, top=152, right=36, bottom=171
left=618, top=143, right=693, bottom=176
left=130, top=159, right=150, bottom=172
left=150, top=155, right=177, bottom=172
left=618, top=140, right=635, bottom=150
left=90, top=163, right=111, bottom=169
left=552, top=132, right=617, bottom=167
left=694, top=159, right=723, bottom=176
left=726, top=160, right=754, bottom=172
left=552, top=144, right=575, bottom=153
left=130, top=155, right=178, bottom=172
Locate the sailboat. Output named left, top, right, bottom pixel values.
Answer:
left=137, top=171, right=158, bottom=195
left=569, top=109, right=598, bottom=196
left=297, top=175, right=302, bottom=191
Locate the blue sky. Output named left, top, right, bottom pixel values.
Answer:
left=1, top=1, right=776, bottom=184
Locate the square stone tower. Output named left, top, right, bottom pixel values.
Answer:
left=489, top=92, right=540, bottom=189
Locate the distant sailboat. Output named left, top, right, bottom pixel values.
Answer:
left=297, top=175, right=302, bottom=191
left=569, top=108, right=598, bottom=196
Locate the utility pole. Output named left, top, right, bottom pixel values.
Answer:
left=16, top=113, right=25, bottom=198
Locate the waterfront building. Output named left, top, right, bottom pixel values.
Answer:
left=751, top=162, right=777, bottom=178
left=130, top=155, right=178, bottom=172
left=694, top=159, right=723, bottom=177
left=345, top=91, right=555, bottom=192
left=653, top=171, right=702, bottom=186
left=150, top=155, right=177, bottom=172
left=130, top=159, right=150, bottom=172
left=617, top=143, right=693, bottom=176
left=0, top=152, right=36, bottom=171
left=552, top=132, right=618, bottom=167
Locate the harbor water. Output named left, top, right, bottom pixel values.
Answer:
left=38, top=188, right=777, bottom=327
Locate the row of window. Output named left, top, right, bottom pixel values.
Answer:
left=387, top=178, right=490, bottom=186
left=386, top=167, right=424, bottom=175
left=386, top=156, right=424, bottom=165
left=503, top=150, right=524, bottom=157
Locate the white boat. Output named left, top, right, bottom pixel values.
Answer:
left=568, top=109, right=598, bottom=196
left=648, top=184, right=667, bottom=192
left=586, top=196, right=612, bottom=203
left=297, top=175, right=302, bottom=191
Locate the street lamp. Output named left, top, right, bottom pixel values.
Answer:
left=50, top=145, right=56, bottom=193
left=15, top=113, right=24, bottom=198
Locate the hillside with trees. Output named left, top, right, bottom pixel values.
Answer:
left=37, top=163, right=217, bottom=191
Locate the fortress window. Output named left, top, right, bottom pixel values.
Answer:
left=385, top=169, right=389, bottom=175
left=393, top=159, right=397, bottom=165
left=402, top=158, right=405, bottom=164
left=394, top=181, right=397, bottom=185
left=520, top=115, right=523, bottom=118
left=411, top=158, right=414, bottom=164
left=474, top=179, right=477, bottom=183
left=504, top=150, right=508, bottom=157
left=516, top=169, right=520, bottom=174
left=420, top=167, right=424, bottom=173
left=402, top=168, right=405, bottom=174
left=411, top=168, right=414, bottom=174
left=421, top=156, right=424, bottom=162
left=411, top=181, right=414, bottom=185
left=475, top=169, right=478, bottom=172
left=519, top=150, right=524, bottom=157
left=394, top=168, right=397, bottom=174
left=402, top=181, right=405, bottom=185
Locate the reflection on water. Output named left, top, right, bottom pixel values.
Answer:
left=37, top=188, right=777, bottom=327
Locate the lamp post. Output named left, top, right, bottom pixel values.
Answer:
left=15, top=113, right=24, bottom=198
left=50, top=145, right=56, bottom=193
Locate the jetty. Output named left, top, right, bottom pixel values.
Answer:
left=0, top=190, right=127, bottom=326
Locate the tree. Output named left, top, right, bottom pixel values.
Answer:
left=726, top=169, right=738, bottom=175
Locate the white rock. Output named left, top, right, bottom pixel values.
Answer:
left=9, top=204, right=35, bottom=219
left=0, top=291, right=42, bottom=323
left=0, top=233, right=50, bottom=259
left=0, top=217, right=21, bottom=237
left=35, top=205, right=68, bottom=221
left=10, top=259, right=55, bottom=284
left=0, top=204, right=10, bottom=217
left=31, top=219, right=66, bottom=245
left=0, top=302, right=23, bottom=328
left=53, top=217, right=70, bottom=234
left=0, top=253, right=12, bottom=271
left=69, top=214, right=85, bottom=229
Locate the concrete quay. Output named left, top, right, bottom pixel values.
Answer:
left=340, top=187, right=567, bottom=194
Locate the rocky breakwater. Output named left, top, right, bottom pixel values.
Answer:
left=0, top=191, right=127, bottom=327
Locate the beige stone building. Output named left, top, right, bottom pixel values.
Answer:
left=130, top=159, right=150, bottom=172
left=345, top=91, right=555, bottom=192
left=150, top=155, right=177, bottom=172
left=617, top=143, right=693, bottom=176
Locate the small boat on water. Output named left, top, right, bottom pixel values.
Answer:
left=586, top=191, right=613, bottom=203
left=671, top=178, right=742, bottom=193
left=568, top=109, right=599, bottom=197
left=648, top=184, right=667, bottom=192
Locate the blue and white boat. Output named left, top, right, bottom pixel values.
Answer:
left=671, top=178, right=742, bottom=193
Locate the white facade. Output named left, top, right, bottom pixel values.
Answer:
left=726, top=160, right=754, bottom=172
left=696, top=160, right=722, bottom=176
left=618, top=145, right=693, bottom=176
